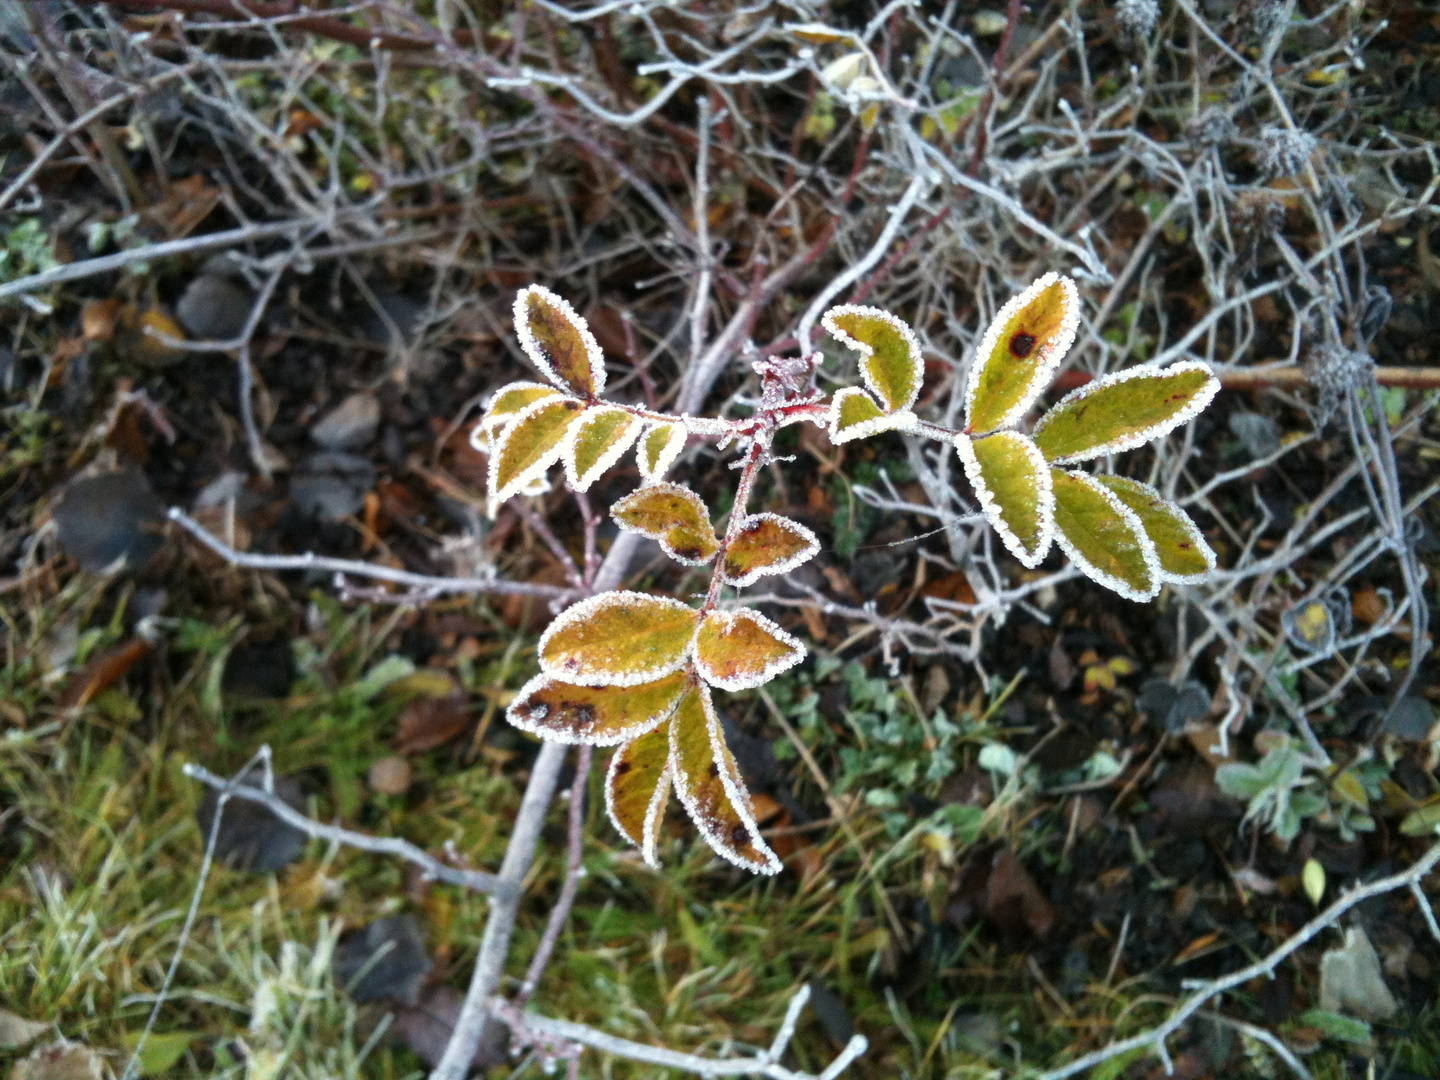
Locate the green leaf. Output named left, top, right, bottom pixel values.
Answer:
left=121, top=1031, right=199, bottom=1076
left=823, top=304, right=924, bottom=414
left=487, top=397, right=585, bottom=513
left=966, top=272, right=1080, bottom=434
left=1050, top=469, right=1159, bottom=600
left=508, top=669, right=689, bottom=745
left=611, top=483, right=719, bottom=566
left=955, top=431, right=1054, bottom=568
left=604, top=722, right=672, bottom=867
left=1300, top=1010, right=1372, bottom=1045
left=692, top=608, right=805, bottom=691
left=722, top=513, right=821, bottom=586
left=1093, top=475, right=1216, bottom=582
left=668, top=682, right=782, bottom=875
left=515, top=285, right=604, bottom=398
left=637, top=421, right=686, bottom=481
left=471, top=381, right=562, bottom=451
left=564, top=406, right=642, bottom=491
left=537, top=591, right=698, bottom=687
left=827, top=386, right=916, bottom=444
left=1032, top=361, right=1220, bottom=463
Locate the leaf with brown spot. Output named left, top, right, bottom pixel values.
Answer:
left=611, top=483, right=719, bottom=566
left=692, top=609, right=805, bottom=691
left=668, top=682, right=781, bottom=875
left=966, top=273, right=1080, bottom=434
left=515, top=285, right=604, bottom=398
left=507, top=669, right=689, bottom=745
left=604, top=722, right=673, bottom=868
left=722, top=513, right=820, bottom=587
left=537, top=591, right=698, bottom=687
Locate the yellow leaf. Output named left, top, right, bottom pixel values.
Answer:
left=564, top=406, right=642, bottom=491
left=692, top=608, right=805, bottom=691
left=1303, top=858, right=1326, bottom=906
left=823, top=304, right=924, bottom=414
left=638, top=421, right=686, bottom=481
left=1083, top=664, right=1116, bottom=692
left=605, top=722, right=672, bottom=868
left=471, top=381, right=562, bottom=451
left=954, top=430, right=1054, bottom=568
left=538, top=591, right=698, bottom=687
left=1094, top=475, right=1217, bottom=583
left=668, top=683, right=781, bottom=874
left=487, top=397, right=585, bottom=513
left=1051, top=469, right=1159, bottom=600
left=515, top=285, right=604, bottom=398
left=966, top=273, right=1080, bottom=435
left=612, top=482, right=719, bottom=565
left=827, top=386, right=916, bottom=444
left=507, top=669, right=689, bottom=745
left=722, top=513, right=821, bottom=587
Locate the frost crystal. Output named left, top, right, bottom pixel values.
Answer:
left=1303, top=343, right=1373, bottom=426
left=1258, top=126, right=1317, bottom=178
left=1116, top=0, right=1160, bottom=38
left=1186, top=107, right=1236, bottom=150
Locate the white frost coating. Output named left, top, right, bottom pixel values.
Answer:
left=505, top=671, right=681, bottom=746
left=827, top=387, right=919, bottom=445
left=722, top=512, right=821, bottom=588
left=1099, top=476, right=1217, bottom=584
left=964, top=271, right=1080, bottom=434
left=486, top=396, right=582, bottom=516
left=822, top=303, right=924, bottom=414
left=514, top=284, right=606, bottom=397
left=668, top=684, right=782, bottom=876
left=470, top=381, right=562, bottom=452
left=563, top=406, right=643, bottom=492
left=678, top=415, right=732, bottom=437
left=954, top=432, right=1055, bottom=569
left=1032, top=360, right=1220, bottom=463
left=638, top=421, right=687, bottom=482
left=602, top=733, right=673, bottom=870
left=611, top=482, right=717, bottom=566
left=536, top=590, right=696, bottom=688
left=1053, top=470, right=1162, bottom=602
left=693, top=609, right=806, bottom=692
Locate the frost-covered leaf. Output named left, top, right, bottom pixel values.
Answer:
left=823, top=304, right=923, bottom=414
left=1032, top=361, right=1220, bottom=463
left=507, top=669, right=689, bottom=745
left=470, top=381, right=562, bottom=452
left=611, top=482, right=719, bottom=566
left=722, top=513, right=821, bottom=587
left=1094, top=476, right=1216, bottom=583
left=537, top=591, right=698, bottom=687
left=966, top=272, right=1080, bottom=435
left=515, top=285, right=604, bottom=398
left=638, top=421, right=687, bottom=482
left=955, top=431, right=1054, bottom=568
left=564, top=406, right=642, bottom=492
left=827, top=386, right=917, bottom=444
left=1051, top=469, right=1159, bottom=600
left=605, top=722, right=672, bottom=869
left=668, top=682, right=782, bottom=875
left=693, top=609, right=805, bottom=691
left=487, top=397, right=585, bottom=513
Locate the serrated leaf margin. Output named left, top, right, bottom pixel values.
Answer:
left=514, top=284, right=606, bottom=398
left=954, top=431, right=1055, bottom=569
left=536, top=590, right=697, bottom=688
left=827, top=387, right=918, bottom=444
left=563, top=406, right=643, bottom=492
left=692, top=608, right=806, bottom=691
left=1052, top=469, right=1162, bottom=601
left=964, top=271, right=1080, bottom=434
left=822, top=303, right=924, bottom=414
left=505, top=670, right=686, bottom=746
left=722, top=513, right=822, bottom=587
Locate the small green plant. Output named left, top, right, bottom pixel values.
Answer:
left=1215, top=737, right=1327, bottom=845
left=482, top=278, right=1219, bottom=872
left=0, top=219, right=56, bottom=283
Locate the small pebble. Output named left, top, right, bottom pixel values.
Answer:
left=368, top=756, right=413, bottom=795
left=311, top=391, right=381, bottom=450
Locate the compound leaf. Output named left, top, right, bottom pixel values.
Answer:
left=693, top=609, right=805, bottom=691
left=515, top=285, right=604, bottom=398
left=824, top=304, right=923, bottom=414
left=722, top=513, right=821, bottom=587
left=955, top=431, right=1054, bottom=568
left=471, top=381, right=562, bottom=452
left=638, top=421, right=687, bottom=482
left=488, top=397, right=586, bottom=514
left=966, top=272, right=1080, bottom=435
left=1033, top=361, right=1220, bottom=463
left=507, top=669, right=689, bottom=745
left=538, top=591, right=698, bottom=687
left=1094, top=476, right=1217, bottom=583
left=612, top=483, right=719, bottom=566
left=668, top=682, right=782, bottom=875
left=1051, top=469, right=1160, bottom=600
left=828, top=386, right=916, bottom=444
left=605, top=722, right=672, bottom=868
left=565, top=406, right=642, bottom=492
